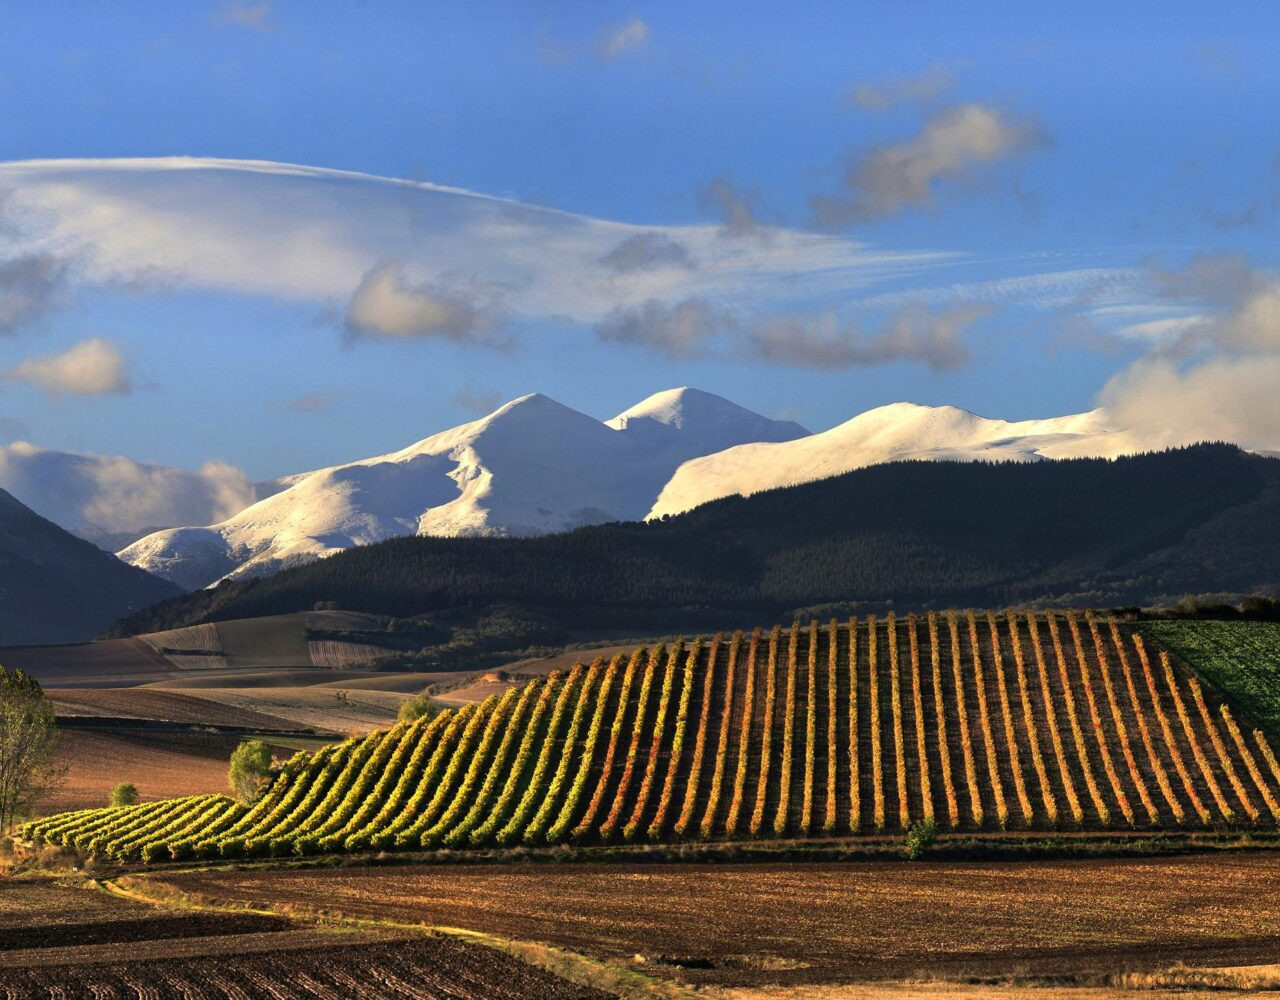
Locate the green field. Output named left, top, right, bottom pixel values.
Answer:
left=1138, top=621, right=1280, bottom=739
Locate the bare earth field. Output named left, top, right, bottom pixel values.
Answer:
left=46, top=730, right=330, bottom=811
left=0, top=880, right=608, bottom=999
left=148, top=855, right=1280, bottom=990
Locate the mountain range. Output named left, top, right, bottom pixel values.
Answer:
left=110, top=444, right=1280, bottom=638
left=0, top=386, right=1215, bottom=598
left=116, top=388, right=807, bottom=589
left=114, top=387, right=1147, bottom=590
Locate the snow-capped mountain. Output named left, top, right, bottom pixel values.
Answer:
left=119, top=388, right=808, bottom=589
left=648, top=402, right=1131, bottom=519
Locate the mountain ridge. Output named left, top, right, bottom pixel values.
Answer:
left=0, top=487, right=180, bottom=645
left=107, top=444, right=1280, bottom=638
left=118, top=387, right=807, bottom=589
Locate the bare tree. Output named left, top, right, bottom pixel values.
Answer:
left=0, top=667, right=60, bottom=832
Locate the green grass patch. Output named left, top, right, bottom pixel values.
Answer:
left=1139, top=620, right=1280, bottom=737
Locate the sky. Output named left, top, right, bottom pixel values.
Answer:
left=1, top=0, right=1279, bottom=495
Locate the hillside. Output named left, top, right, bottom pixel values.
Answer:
left=0, top=488, right=179, bottom=645
left=117, top=388, right=807, bottom=590
left=650, top=401, right=1125, bottom=518
left=26, top=611, right=1280, bottom=862
left=110, top=445, right=1280, bottom=637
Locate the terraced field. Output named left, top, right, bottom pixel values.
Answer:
left=24, top=610, right=1280, bottom=862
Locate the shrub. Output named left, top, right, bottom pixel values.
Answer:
left=904, top=818, right=937, bottom=861
left=228, top=740, right=274, bottom=803
left=398, top=690, right=441, bottom=723
left=110, top=783, right=139, bottom=807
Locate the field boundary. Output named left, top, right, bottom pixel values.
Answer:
left=50, top=829, right=1280, bottom=879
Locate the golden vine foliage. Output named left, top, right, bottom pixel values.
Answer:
left=947, top=611, right=983, bottom=827
left=1106, top=620, right=1183, bottom=824
left=887, top=612, right=909, bottom=830
left=1006, top=613, right=1057, bottom=824
left=966, top=611, right=1008, bottom=828
left=908, top=614, right=933, bottom=825
left=986, top=612, right=1032, bottom=826
left=928, top=612, right=959, bottom=828
left=1132, top=635, right=1210, bottom=825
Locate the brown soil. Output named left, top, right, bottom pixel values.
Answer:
left=45, top=730, right=326, bottom=811
left=0, top=880, right=606, bottom=999
left=151, top=854, right=1280, bottom=988
left=49, top=688, right=305, bottom=730
left=0, top=935, right=611, bottom=998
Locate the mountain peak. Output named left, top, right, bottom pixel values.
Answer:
left=608, top=386, right=810, bottom=437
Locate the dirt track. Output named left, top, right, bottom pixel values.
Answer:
left=152, top=853, right=1280, bottom=987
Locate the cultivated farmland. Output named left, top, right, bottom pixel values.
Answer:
left=24, top=611, right=1280, bottom=861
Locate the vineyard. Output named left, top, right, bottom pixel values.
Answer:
left=24, top=611, right=1280, bottom=862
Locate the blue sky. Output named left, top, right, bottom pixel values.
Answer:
left=1, top=1, right=1279, bottom=481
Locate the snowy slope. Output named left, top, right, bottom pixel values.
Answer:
left=119, top=388, right=808, bottom=589
left=648, top=402, right=1132, bottom=519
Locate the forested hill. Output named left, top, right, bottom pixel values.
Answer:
left=0, top=488, right=180, bottom=645
left=110, top=444, right=1280, bottom=636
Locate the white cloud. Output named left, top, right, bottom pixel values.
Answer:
left=596, top=18, right=650, bottom=59
left=1099, top=355, right=1280, bottom=453
left=813, top=104, right=1045, bottom=225
left=848, top=62, right=955, bottom=111
left=0, top=443, right=257, bottom=538
left=0, top=158, right=955, bottom=334
left=344, top=261, right=505, bottom=345
left=4, top=337, right=131, bottom=397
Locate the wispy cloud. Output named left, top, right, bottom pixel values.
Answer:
left=4, top=337, right=131, bottom=397
left=598, top=232, right=695, bottom=273
left=452, top=384, right=503, bottom=415
left=0, top=158, right=955, bottom=339
left=596, top=298, right=730, bottom=359
left=741, top=303, right=987, bottom=371
left=218, top=0, right=271, bottom=30
left=812, top=104, right=1046, bottom=225
left=847, top=62, right=956, bottom=111
left=285, top=389, right=339, bottom=414
left=595, top=297, right=989, bottom=370
left=596, top=18, right=650, bottom=59
left=0, top=253, right=66, bottom=335
left=697, top=174, right=763, bottom=238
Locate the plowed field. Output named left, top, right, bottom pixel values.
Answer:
left=151, top=854, right=1280, bottom=988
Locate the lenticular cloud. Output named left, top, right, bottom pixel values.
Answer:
left=0, top=157, right=950, bottom=326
